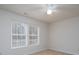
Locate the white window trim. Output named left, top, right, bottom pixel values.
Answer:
left=11, top=23, right=40, bottom=49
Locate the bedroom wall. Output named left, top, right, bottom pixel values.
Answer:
left=49, top=17, right=79, bottom=54
left=0, top=9, right=49, bottom=55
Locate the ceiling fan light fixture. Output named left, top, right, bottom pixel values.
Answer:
left=47, top=4, right=53, bottom=15
left=47, top=9, right=52, bottom=15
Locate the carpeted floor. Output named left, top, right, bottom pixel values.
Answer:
left=32, top=49, right=70, bottom=55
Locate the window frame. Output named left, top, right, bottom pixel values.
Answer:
left=11, top=23, right=40, bottom=49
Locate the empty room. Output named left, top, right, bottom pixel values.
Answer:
left=0, top=4, right=79, bottom=55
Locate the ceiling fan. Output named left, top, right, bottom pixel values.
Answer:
left=47, top=4, right=57, bottom=15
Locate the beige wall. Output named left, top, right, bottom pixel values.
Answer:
left=49, top=17, right=79, bottom=54
left=0, top=9, right=49, bottom=55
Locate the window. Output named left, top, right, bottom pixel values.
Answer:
left=29, top=26, right=39, bottom=46
left=11, top=23, right=39, bottom=49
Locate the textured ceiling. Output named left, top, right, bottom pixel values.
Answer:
left=0, top=4, right=79, bottom=23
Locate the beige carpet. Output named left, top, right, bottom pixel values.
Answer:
left=32, top=49, right=69, bottom=55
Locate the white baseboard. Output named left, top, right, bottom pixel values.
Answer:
left=49, top=48, right=74, bottom=55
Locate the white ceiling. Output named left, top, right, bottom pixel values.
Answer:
left=0, top=4, right=79, bottom=23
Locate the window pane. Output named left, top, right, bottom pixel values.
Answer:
left=18, top=24, right=25, bottom=34
left=18, top=35, right=26, bottom=40
left=12, top=24, right=25, bottom=34
left=12, top=41, right=18, bottom=47
left=29, top=40, right=38, bottom=45
left=29, top=26, right=38, bottom=35
left=11, top=23, right=27, bottom=48
left=29, top=36, right=38, bottom=40
left=20, top=41, right=26, bottom=46
left=12, top=35, right=26, bottom=40
left=12, top=35, right=18, bottom=39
